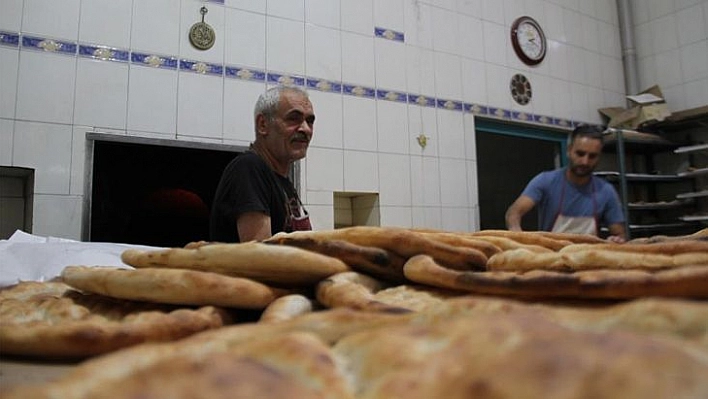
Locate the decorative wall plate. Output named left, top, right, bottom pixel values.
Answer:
left=189, top=6, right=215, bottom=51
left=510, top=74, right=532, bottom=105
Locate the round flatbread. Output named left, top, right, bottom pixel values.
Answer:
left=0, top=281, right=229, bottom=358
left=404, top=254, right=708, bottom=299
left=121, top=242, right=351, bottom=286
left=61, top=266, right=289, bottom=309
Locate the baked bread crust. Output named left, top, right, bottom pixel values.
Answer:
left=264, top=227, right=488, bottom=271
left=0, top=281, right=229, bottom=358
left=332, top=311, right=708, bottom=399
left=487, top=247, right=708, bottom=272
left=259, top=294, right=315, bottom=323
left=121, top=242, right=350, bottom=286
left=405, top=254, right=708, bottom=299
left=60, top=266, right=288, bottom=309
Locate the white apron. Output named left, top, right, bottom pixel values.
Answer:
left=551, top=178, right=598, bottom=236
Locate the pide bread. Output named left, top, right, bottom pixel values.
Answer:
left=405, top=254, right=708, bottom=299
left=487, top=246, right=708, bottom=272
left=331, top=312, right=708, bottom=399
left=121, top=241, right=351, bottom=286
left=264, top=227, right=488, bottom=271
left=259, top=294, right=315, bottom=323
left=0, top=281, right=229, bottom=358
left=6, top=305, right=708, bottom=399
left=315, top=272, right=411, bottom=314
left=264, top=234, right=407, bottom=282
left=61, top=266, right=289, bottom=309
left=4, top=227, right=708, bottom=398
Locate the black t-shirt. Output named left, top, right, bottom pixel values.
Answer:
left=209, top=151, right=300, bottom=242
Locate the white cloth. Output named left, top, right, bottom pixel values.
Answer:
left=0, top=230, right=162, bottom=287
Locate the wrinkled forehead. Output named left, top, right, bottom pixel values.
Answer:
left=278, top=91, right=314, bottom=114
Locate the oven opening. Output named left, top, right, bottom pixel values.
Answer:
left=88, top=136, right=243, bottom=247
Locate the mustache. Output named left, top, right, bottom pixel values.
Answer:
left=292, top=132, right=310, bottom=142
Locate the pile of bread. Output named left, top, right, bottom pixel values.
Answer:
left=1, top=227, right=707, bottom=398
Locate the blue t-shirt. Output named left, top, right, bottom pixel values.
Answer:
left=521, top=168, right=625, bottom=232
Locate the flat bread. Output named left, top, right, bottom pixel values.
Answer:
left=0, top=281, right=229, bottom=358
left=315, top=272, right=411, bottom=313
left=121, top=241, right=351, bottom=286
left=419, top=295, right=708, bottom=350
left=264, top=235, right=406, bottom=282
left=259, top=294, right=315, bottom=323
left=559, top=240, right=708, bottom=255
left=468, top=229, right=574, bottom=250
left=370, top=284, right=462, bottom=312
left=6, top=332, right=354, bottom=399
left=264, top=227, right=488, bottom=271
left=2, top=309, right=408, bottom=398
left=61, top=266, right=289, bottom=309
left=332, top=312, right=708, bottom=399
left=412, top=231, right=502, bottom=258
left=315, top=271, right=461, bottom=313
left=458, top=234, right=553, bottom=253
left=4, top=301, right=708, bottom=398
left=405, top=254, right=708, bottom=299
left=487, top=248, right=708, bottom=272
left=628, top=228, right=708, bottom=243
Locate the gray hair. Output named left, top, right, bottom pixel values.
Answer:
left=254, top=86, right=309, bottom=129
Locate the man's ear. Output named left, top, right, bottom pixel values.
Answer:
left=255, top=114, right=268, bottom=136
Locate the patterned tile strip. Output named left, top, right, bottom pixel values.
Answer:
left=2, top=29, right=591, bottom=129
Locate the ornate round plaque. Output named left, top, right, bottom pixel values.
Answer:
left=189, top=7, right=215, bottom=51
left=510, top=74, right=532, bottom=105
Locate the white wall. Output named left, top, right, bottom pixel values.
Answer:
left=0, top=0, right=639, bottom=239
left=631, top=0, right=708, bottom=111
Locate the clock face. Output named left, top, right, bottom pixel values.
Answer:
left=511, top=16, right=547, bottom=65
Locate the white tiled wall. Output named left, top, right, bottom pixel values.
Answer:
left=1, top=0, right=699, bottom=240
left=631, top=0, right=708, bottom=110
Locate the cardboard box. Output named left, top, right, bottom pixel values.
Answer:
left=598, top=85, right=672, bottom=129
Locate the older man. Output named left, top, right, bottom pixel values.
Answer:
left=210, top=86, right=315, bottom=242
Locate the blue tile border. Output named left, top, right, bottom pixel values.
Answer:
left=0, top=31, right=20, bottom=47
left=180, top=59, right=223, bottom=76
left=343, top=84, right=377, bottom=98
left=488, top=107, right=511, bottom=119
left=307, top=78, right=342, bottom=93
left=377, top=89, right=407, bottom=103
left=465, top=103, right=488, bottom=115
left=3, top=30, right=593, bottom=130
left=512, top=111, right=533, bottom=122
left=409, top=94, right=436, bottom=107
left=267, top=72, right=306, bottom=87
left=79, top=44, right=129, bottom=62
left=22, top=35, right=77, bottom=55
left=375, top=27, right=405, bottom=42
left=131, top=52, right=179, bottom=69
left=225, top=66, right=266, bottom=81
left=437, top=99, right=464, bottom=111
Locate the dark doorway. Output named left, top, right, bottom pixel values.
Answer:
left=89, top=137, right=242, bottom=247
left=476, top=130, right=560, bottom=231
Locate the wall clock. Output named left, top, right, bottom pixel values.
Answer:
left=511, top=16, right=546, bottom=66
